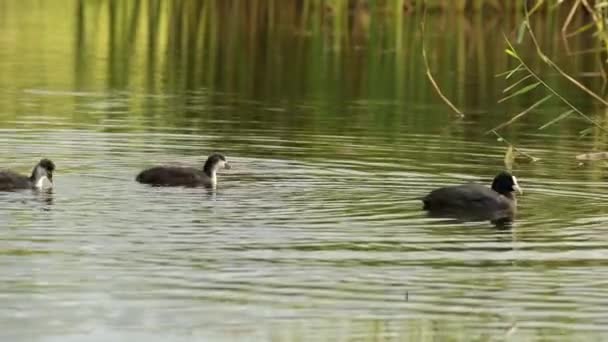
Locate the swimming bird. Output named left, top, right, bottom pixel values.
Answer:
left=136, top=153, right=231, bottom=188
left=0, top=159, right=55, bottom=191
left=421, top=171, right=522, bottom=223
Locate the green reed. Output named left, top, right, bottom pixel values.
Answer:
left=7, top=0, right=598, bottom=137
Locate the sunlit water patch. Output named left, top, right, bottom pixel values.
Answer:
left=2, top=1, right=608, bottom=340
left=0, top=123, right=607, bottom=341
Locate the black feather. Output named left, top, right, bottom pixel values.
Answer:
left=422, top=172, right=520, bottom=224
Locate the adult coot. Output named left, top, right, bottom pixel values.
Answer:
left=136, top=153, right=231, bottom=188
left=422, top=171, right=522, bottom=223
left=0, top=159, right=55, bottom=191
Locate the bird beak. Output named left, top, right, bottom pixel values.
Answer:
left=224, top=162, right=231, bottom=170
left=513, top=184, right=523, bottom=195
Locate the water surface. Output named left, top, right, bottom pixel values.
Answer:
left=1, top=1, right=608, bottom=341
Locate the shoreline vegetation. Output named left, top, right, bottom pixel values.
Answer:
left=7, top=0, right=608, bottom=94
left=415, top=0, right=608, bottom=162
left=3, top=1, right=608, bottom=143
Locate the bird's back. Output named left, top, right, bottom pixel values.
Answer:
left=422, top=183, right=514, bottom=221
left=0, top=170, right=31, bottom=191
left=136, top=166, right=210, bottom=187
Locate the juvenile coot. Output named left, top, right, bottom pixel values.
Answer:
left=136, top=153, right=231, bottom=188
left=422, top=171, right=522, bottom=222
left=0, top=159, right=56, bottom=191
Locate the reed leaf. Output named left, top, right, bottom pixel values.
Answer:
left=495, top=63, right=523, bottom=78
left=565, top=22, right=595, bottom=38
left=505, top=10, right=607, bottom=133
left=498, top=81, right=541, bottom=103
left=421, top=8, right=464, bottom=118
left=516, top=21, right=527, bottom=43
left=523, top=2, right=608, bottom=107
left=504, top=145, right=516, bottom=170
left=505, top=49, right=520, bottom=59
left=489, top=94, right=553, bottom=133
left=576, top=152, right=608, bottom=161
left=490, top=130, right=540, bottom=162
left=595, top=1, right=608, bottom=8
left=538, top=109, right=575, bottom=130
left=503, top=74, right=533, bottom=93
left=506, top=63, right=524, bottom=79
left=579, top=127, right=594, bottom=137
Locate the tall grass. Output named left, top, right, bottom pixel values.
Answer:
left=486, top=0, right=608, bottom=135
left=3, top=0, right=605, bottom=139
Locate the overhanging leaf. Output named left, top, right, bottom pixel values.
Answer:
left=498, top=81, right=541, bottom=103
left=504, top=145, right=516, bottom=170
left=506, top=63, right=524, bottom=79
left=538, top=109, right=575, bottom=130
left=516, top=21, right=527, bottom=43
left=489, top=94, right=553, bottom=133
left=576, top=152, right=608, bottom=161
left=503, top=74, right=533, bottom=93
left=505, top=49, right=519, bottom=59
left=579, top=127, right=594, bottom=137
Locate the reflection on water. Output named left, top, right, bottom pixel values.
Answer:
left=1, top=0, right=608, bottom=341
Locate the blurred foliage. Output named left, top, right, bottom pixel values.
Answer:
left=0, top=0, right=606, bottom=149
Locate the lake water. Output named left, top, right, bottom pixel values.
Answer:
left=1, top=1, right=608, bottom=341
